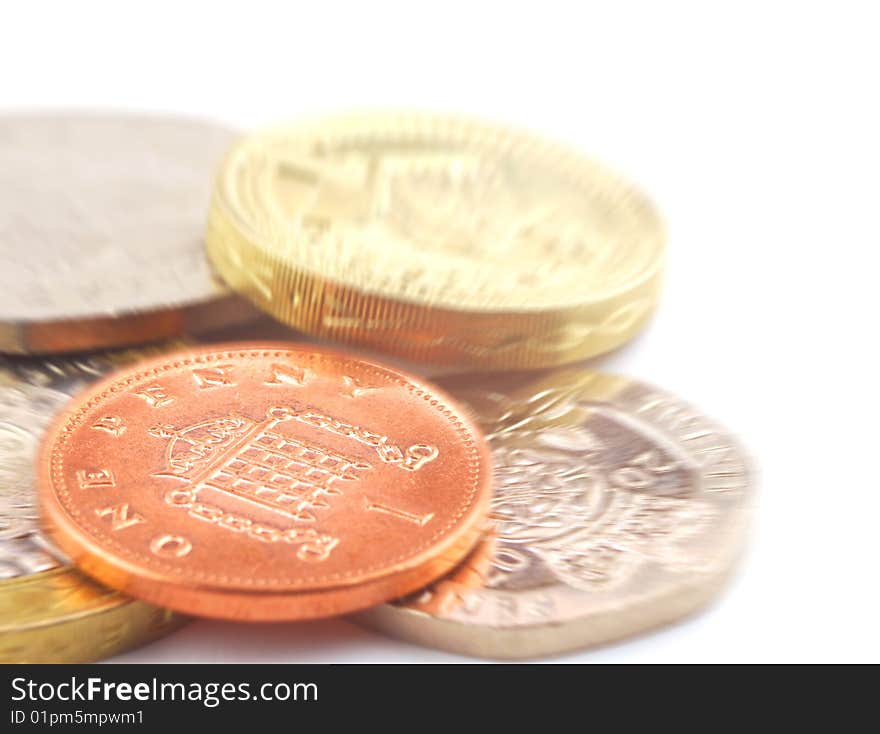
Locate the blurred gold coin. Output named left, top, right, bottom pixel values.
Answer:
left=206, top=112, right=665, bottom=369
left=0, top=347, right=186, bottom=662
left=356, top=369, right=751, bottom=658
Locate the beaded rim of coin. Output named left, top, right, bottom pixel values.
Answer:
left=0, top=348, right=187, bottom=662
left=37, top=342, right=493, bottom=621
left=356, top=369, right=752, bottom=659
left=206, top=111, right=665, bottom=369
left=0, top=113, right=256, bottom=354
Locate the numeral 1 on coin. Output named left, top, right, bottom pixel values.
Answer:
left=364, top=498, right=434, bottom=526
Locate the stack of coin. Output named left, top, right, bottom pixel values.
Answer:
left=2, top=110, right=752, bottom=661
left=0, top=350, right=186, bottom=662
left=0, top=114, right=253, bottom=660
left=358, top=370, right=750, bottom=658
left=0, top=114, right=256, bottom=354
left=37, top=344, right=493, bottom=621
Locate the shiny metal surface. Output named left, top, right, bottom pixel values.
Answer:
left=207, top=112, right=665, bottom=368
left=357, top=369, right=751, bottom=658
left=37, top=343, right=492, bottom=620
left=0, top=347, right=186, bottom=662
left=0, top=113, right=254, bottom=353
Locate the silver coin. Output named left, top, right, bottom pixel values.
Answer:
left=357, top=369, right=752, bottom=658
left=0, top=347, right=190, bottom=662
left=0, top=346, right=176, bottom=576
left=0, top=113, right=255, bottom=354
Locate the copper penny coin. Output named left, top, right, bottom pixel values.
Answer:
left=36, top=343, right=491, bottom=621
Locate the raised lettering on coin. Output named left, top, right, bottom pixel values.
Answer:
left=95, top=503, right=145, bottom=532
left=150, top=534, right=192, bottom=559
left=264, top=363, right=313, bottom=387
left=134, top=385, right=174, bottom=408
left=0, top=347, right=187, bottom=663
left=192, top=365, right=236, bottom=389
left=76, top=468, right=116, bottom=490
left=365, top=498, right=435, bottom=527
left=340, top=375, right=381, bottom=399
left=37, top=344, right=492, bottom=621
left=91, top=415, right=126, bottom=437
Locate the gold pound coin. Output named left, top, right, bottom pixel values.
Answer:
left=0, top=113, right=257, bottom=355
left=0, top=348, right=186, bottom=662
left=356, top=369, right=752, bottom=659
left=206, top=112, right=665, bottom=369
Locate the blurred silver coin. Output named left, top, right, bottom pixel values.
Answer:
left=0, top=113, right=255, bottom=354
left=356, top=369, right=752, bottom=659
left=0, top=345, right=181, bottom=573
left=0, top=347, right=188, bottom=662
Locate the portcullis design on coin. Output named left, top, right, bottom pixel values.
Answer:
left=357, top=370, right=751, bottom=658
left=37, top=344, right=492, bottom=620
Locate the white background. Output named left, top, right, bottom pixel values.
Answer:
left=4, top=1, right=878, bottom=663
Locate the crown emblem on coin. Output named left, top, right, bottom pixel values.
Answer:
left=149, top=416, right=254, bottom=477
